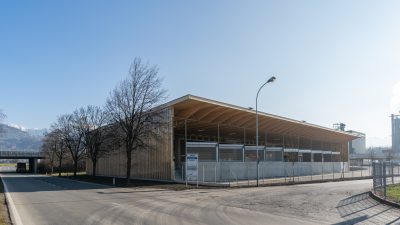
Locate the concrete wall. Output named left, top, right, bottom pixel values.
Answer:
left=191, top=162, right=348, bottom=182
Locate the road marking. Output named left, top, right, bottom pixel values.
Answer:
left=1, top=175, right=23, bottom=225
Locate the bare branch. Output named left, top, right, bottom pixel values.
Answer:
left=105, top=57, right=167, bottom=184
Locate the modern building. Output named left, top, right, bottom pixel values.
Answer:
left=87, top=95, right=359, bottom=182
left=347, top=131, right=366, bottom=154
left=392, top=114, right=400, bottom=153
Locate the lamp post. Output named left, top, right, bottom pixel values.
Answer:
left=256, top=76, right=276, bottom=187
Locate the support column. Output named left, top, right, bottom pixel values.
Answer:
left=29, top=158, right=33, bottom=173
left=28, top=158, right=37, bottom=174
left=217, top=123, right=220, bottom=162
left=243, top=128, right=246, bottom=162
left=184, top=120, right=187, bottom=182
left=34, top=158, right=37, bottom=174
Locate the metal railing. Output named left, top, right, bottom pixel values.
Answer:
left=372, top=161, right=400, bottom=202
left=0, top=151, right=45, bottom=158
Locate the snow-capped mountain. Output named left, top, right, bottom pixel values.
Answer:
left=0, top=124, right=44, bottom=151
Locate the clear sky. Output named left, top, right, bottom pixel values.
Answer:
left=1, top=0, right=400, bottom=147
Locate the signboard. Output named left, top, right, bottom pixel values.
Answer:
left=186, top=153, right=198, bottom=181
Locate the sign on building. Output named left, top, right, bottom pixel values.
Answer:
left=186, top=153, right=198, bottom=181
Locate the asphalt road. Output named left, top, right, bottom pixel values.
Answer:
left=1, top=173, right=399, bottom=225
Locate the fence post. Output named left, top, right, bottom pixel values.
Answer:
left=202, top=164, right=205, bottom=183
left=383, top=162, right=387, bottom=200
left=322, top=162, right=324, bottom=180
left=260, top=162, right=264, bottom=185
left=284, top=162, right=287, bottom=183
left=228, top=165, right=231, bottom=186
left=214, top=164, right=217, bottom=184
left=372, top=162, right=376, bottom=193
left=247, top=163, right=249, bottom=186
left=391, top=161, right=394, bottom=184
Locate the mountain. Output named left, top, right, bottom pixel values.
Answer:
left=0, top=124, right=44, bottom=151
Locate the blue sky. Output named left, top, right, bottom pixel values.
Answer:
left=1, top=1, right=400, bottom=146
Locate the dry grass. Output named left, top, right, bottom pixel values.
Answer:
left=387, top=184, right=400, bottom=203
left=0, top=179, right=11, bottom=225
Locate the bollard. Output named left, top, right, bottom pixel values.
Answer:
left=113, top=177, right=116, bottom=186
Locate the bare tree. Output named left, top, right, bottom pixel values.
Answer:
left=106, top=58, right=167, bottom=184
left=75, top=105, right=112, bottom=177
left=47, top=122, right=70, bottom=176
left=41, top=129, right=67, bottom=175
left=57, top=113, right=85, bottom=177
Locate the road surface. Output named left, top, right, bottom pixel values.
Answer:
left=1, top=173, right=399, bottom=225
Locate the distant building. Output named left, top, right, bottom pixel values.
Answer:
left=333, top=123, right=346, bottom=131
left=347, top=130, right=366, bottom=154
left=392, top=114, right=400, bottom=153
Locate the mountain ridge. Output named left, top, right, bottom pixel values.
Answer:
left=0, top=124, right=43, bottom=151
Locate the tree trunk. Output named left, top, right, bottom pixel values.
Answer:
left=73, top=161, right=78, bottom=177
left=58, top=157, right=62, bottom=177
left=92, top=158, right=97, bottom=177
left=126, top=150, right=132, bottom=185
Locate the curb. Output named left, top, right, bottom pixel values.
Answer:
left=1, top=176, right=23, bottom=225
left=369, top=191, right=400, bottom=209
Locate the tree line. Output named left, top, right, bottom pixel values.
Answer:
left=41, top=58, right=167, bottom=184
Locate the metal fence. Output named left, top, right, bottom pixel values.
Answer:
left=177, top=161, right=373, bottom=187
left=372, top=161, right=400, bottom=202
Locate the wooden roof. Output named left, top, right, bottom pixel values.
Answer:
left=160, top=95, right=360, bottom=143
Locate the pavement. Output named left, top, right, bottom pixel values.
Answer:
left=1, top=172, right=400, bottom=225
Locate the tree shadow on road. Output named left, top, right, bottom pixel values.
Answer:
left=0, top=174, right=200, bottom=193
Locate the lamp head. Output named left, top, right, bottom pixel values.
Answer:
left=267, top=76, right=276, bottom=83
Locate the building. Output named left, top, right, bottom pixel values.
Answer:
left=347, top=131, right=366, bottom=154
left=392, top=114, right=400, bottom=153
left=87, top=95, right=359, bottom=182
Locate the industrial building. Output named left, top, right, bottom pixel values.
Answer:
left=347, top=131, right=366, bottom=154
left=87, top=95, right=359, bottom=182
left=392, top=114, right=400, bottom=153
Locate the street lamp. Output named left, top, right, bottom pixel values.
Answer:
left=256, top=76, right=276, bottom=187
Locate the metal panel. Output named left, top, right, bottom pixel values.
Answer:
left=187, top=142, right=218, bottom=148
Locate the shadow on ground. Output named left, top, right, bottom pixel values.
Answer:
left=0, top=174, right=199, bottom=193
left=335, top=192, right=400, bottom=224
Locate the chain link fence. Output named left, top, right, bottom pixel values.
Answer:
left=177, top=160, right=373, bottom=187
left=372, top=161, right=400, bottom=203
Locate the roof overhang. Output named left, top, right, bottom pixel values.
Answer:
left=159, top=94, right=359, bottom=143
